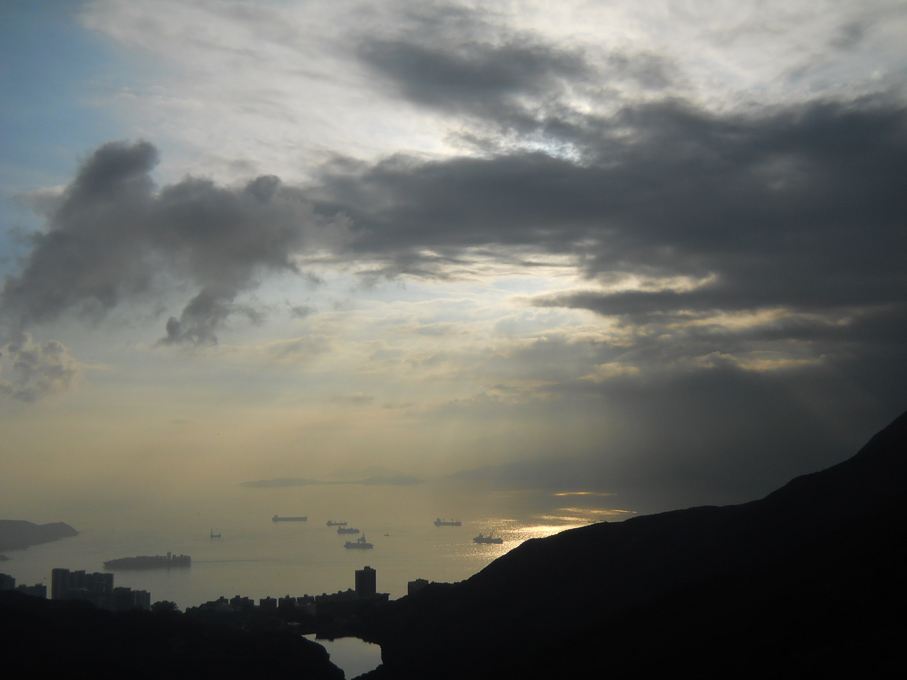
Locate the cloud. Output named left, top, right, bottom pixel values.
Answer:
left=0, top=141, right=348, bottom=345
left=0, top=336, right=82, bottom=402
left=308, top=96, right=907, bottom=322
left=287, top=303, right=316, bottom=320
left=265, top=335, right=331, bottom=362
left=331, top=392, right=375, bottom=405
left=358, top=33, right=592, bottom=122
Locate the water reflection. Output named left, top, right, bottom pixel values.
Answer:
left=304, top=635, right=381, bottom=679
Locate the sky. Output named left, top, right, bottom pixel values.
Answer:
left=1, top=0, right=906, bottom=519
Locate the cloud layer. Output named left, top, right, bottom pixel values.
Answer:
left=1, top=141, right=347, bottom=346
left=2, top=0, right=906, bottom=505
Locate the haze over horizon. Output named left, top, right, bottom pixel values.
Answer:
left=2, top=0, right=906, bottom=526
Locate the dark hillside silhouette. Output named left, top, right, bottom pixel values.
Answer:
left=471, top=495, right=907, bottom=679
left=0, top=591, right=343, bottom=680
left=358, top=410, right=907, bottom=678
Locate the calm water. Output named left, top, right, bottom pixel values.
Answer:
left=304, top=635, right=382, bottom=679
left=2, top=480, right=619, bottom=607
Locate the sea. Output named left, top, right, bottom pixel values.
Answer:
left=3, top=479, right=622, bottom=677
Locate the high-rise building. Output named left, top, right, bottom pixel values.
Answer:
left=355, top=565, right=377, bottom=598
left=52, top=568, right=113, bottom=601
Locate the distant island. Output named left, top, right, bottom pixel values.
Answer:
left=241, top=477, right=321, bottom=488
left=241, top=476, right=423, bottom=488
left=0, top=520, right=78, bottom=552
left=103, top=552, right=191, bottom=570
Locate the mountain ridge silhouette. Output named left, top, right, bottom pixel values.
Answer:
left=357, top=410, right=907, bottom=678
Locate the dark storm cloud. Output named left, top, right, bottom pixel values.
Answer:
left=358, top=36, right=591, bottom=121
left=356, top=6, right=679, bottom=134
left=0, top=141, right=346, bottom=345
left=309, top=96, right=907, bottom=316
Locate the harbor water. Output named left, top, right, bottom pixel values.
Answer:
left=1, top=479, right=622, bottom=607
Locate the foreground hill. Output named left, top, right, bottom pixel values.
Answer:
left=358, top=410, right=907, bottom=678
left=0, top=520, right=77, bottom=552
left=0, top=592, right=344, bottom=680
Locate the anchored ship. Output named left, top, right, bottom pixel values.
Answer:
left=103, top=551, right=191, bottom=570
left=272, top=515, right=307, bottom=522
left=337, top=526, right=360, bottom=534
left=473, top=533, right=503, bottom=544
left=326, top=520, right=347, bottom=527
left=434, top=518, right=462, bottom=526
left=344, top=534, right=374, bottom=549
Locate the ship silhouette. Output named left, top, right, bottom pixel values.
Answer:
left=272, top=515, right=307, bottom=522
left=344, top=534, right=374, bottom=549
left=434, top=518, right=462, bottom=526
left=473, top=533, right=503, bottom=544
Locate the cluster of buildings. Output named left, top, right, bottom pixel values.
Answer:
left=195, top=565, right=391, bottom=621
left=51, top=568, right=151, bottom=611
left=0, top=573, right=47, bottom=599
left=1, top=568, right=151, bottom=612
left=5, top=563, right=433, bottom=619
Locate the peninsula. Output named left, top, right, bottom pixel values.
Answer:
left=0, top=520, right=78, bottom=552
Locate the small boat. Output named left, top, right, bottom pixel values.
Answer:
left=344, top=534, right=374, bottom=549
left=337, top=526, right=360, bottom=534
left=326, top=520, right=347, bottom=527
left=434, top=518, right=462, bottom=527
left=473, top=533, right=503, bottom=544
left=272, top=515, right=307, bottom=522
left=210, top=530, right=221, bottom=539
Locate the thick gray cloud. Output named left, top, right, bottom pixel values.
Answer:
left=309, top=97, right=907, bottom=315
left=0, top=141, right=346, bottom=345
left=355, top=5, right=679, bottom=137
left=358, top=36, right=591, bottom=123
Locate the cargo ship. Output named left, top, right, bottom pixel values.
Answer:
left=473, top=533, right=503, bottom=544
left=103, top=551, right=191, bottom=570
left=326, top=520, right=347, bottom=526
left=272, top=515, right=307, bottom=522
left=434, top=518, right=462, bottom=526
left=344, top=534, right=373, bottom=549
left=337, top=526, right=360, bottom=534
